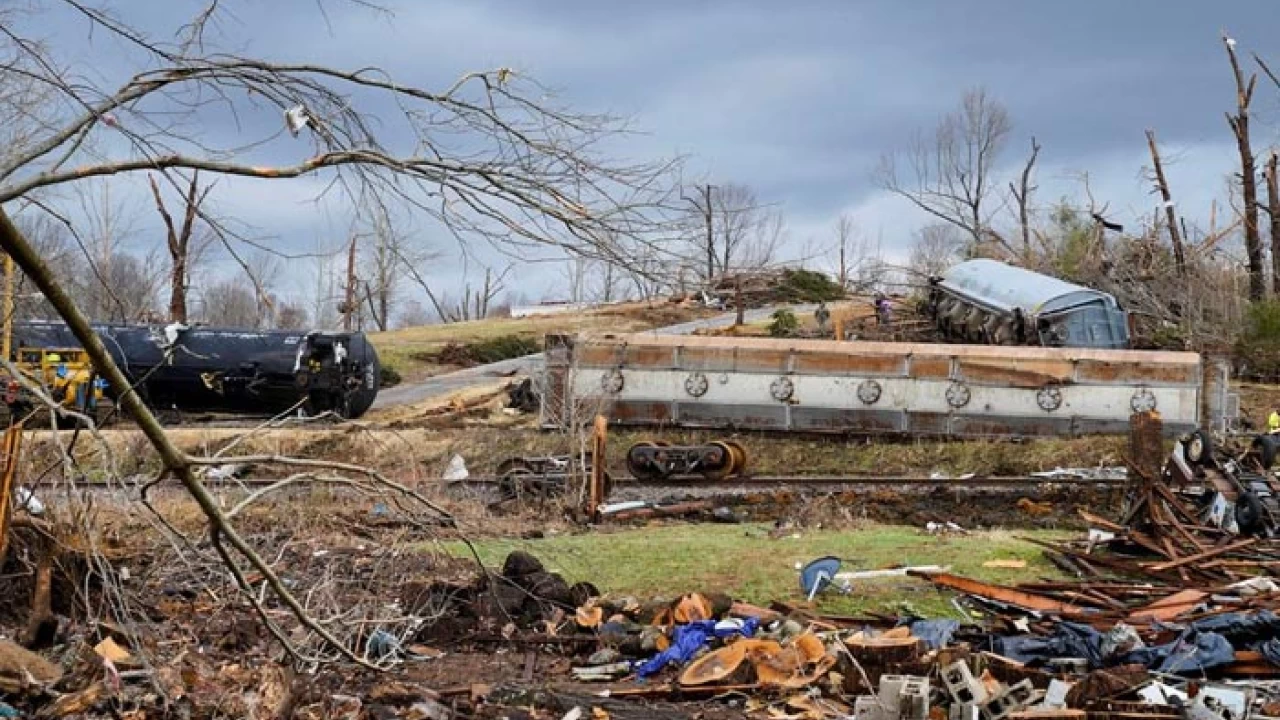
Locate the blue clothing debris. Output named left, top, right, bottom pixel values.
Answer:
left=908, top=619, right=960, bottom=650
left=1122, top=630, right=1234, bottom=674
left=635, top=617, right=760, bottom=678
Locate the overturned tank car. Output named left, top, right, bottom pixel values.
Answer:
left=926, top=259, right=1130, bottom=349
left=11, top=323, right=380, bottom=419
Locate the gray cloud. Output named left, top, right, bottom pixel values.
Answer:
left=25, top=0, right=1280, bottom=309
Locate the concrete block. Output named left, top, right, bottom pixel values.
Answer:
left=941, top=660, right=988, bottom=706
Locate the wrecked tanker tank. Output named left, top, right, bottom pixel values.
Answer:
left=926, top=259, right=1130, bottom=349
left=11, top=322, right=380, bottom=419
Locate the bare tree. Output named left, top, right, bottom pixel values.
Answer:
left=1224, top=34, right=1265, bottom=300
left=0, top=0, right=681, bottom=667
left=1268, top=151, right=1280, bottom=294
left=275, top=301, right=309, bottom=330
left=1008, top=137, right=1040, bottom=260
left=394, top=299, right=432, bottom=329
left=679, top=182, right=782, bottom=282
left=909, top=223, right=964, bottom=278
left=148, top=171, right=214, bottom=323
left=1144, top=129, right=1186, bottom=277
left=828, top=213, right=882, bottom=291
left=562, top=255, right=589, bottom=304
left=834, top=214, right=855, bottom=289
left=878, top=88, right=1012, bottom=252
left=200, top=278, right=260, bottom=327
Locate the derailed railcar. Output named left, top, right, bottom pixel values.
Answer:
left=11, top=323, right=380, bottom=419
left=926, top=259, right=1130, bottom=349
left=543, top=333, right=1234, bottom=440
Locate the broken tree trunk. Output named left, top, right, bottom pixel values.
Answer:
left=1268, top=152, right=1280, bottom=294
left=1225, top=35, right=1266, bottom=301
left=1144, top=130, right=1185, bottom=277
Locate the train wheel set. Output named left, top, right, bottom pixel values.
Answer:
left=490, top=439, right=750, bottom=504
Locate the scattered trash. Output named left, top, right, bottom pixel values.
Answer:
left=443, top=454, right=469, bottom=481
left=15, top=485, right=43, bottom=515
left=981, top=559, right=1027, bottom=569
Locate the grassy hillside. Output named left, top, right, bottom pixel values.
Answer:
left=369, top=302, right=713, bottom=382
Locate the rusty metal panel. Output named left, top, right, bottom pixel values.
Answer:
left=610, top=400, right=673, bottom=423
left=792, top=349, right=907, bottom=376
left=727, top=348, right=792, bottom=374
left=676, top=402, right=787, bottom=430
left=623, top=343, right=677, bottom=368
left=907, top=412, right=952, bottom=435
left=955, top=358, right=1076, bottom=388
left=1075, top=358, right=1199, bottom=385
left=679, top=345, right=739, bottom=372
left=575, top=344, right=624, bottom=368
left=908, top=356, right=953, bottom=379
left=791, top=407, right=904, bottom=433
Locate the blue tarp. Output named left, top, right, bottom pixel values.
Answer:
left=635, top=618, right=760, bottom=678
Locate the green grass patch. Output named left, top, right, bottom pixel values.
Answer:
left=444, top=523, right=1067, bottom=617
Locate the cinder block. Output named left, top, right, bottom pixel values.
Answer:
left=856, top=695, right=889, bottom=720
left=941, top=660, right=988, bottom=706
left=983, top=680, right=1038, bottom=720
left=900, top=677, right=930, bottom=720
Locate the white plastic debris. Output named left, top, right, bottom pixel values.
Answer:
left=1042, top=679, right=1074, bottom=709
left=600, top=500, right=648, bottom=515
left=1230, top=576, right=1280, bottom=595
left=1139, top=682, right=1187, bottom=705
left=1087, top=528, right=1116, bottom=543
left=206, top=463, right=247, bottom=481
left=163, top=322, right=189, bottom=347
left=16, top=486, right=43, bottom=516
left=442, top=454, right=469, bottom=481
left=1226, top=37, right=1238, bottom=47
left=284, top=105, right=312, bottom=136
left=837, top=565, right=949, bottom=581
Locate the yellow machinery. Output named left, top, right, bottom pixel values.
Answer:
left=0, top=255, right=104, bottom=421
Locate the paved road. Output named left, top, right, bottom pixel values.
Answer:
left=372, top=304, right=817, bottom=409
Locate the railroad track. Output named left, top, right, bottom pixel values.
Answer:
left=34, top=473, right=1128, bottom=493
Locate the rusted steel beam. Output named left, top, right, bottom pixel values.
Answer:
left=908, top=572, right=1091, bottom=614
left=1144, top=538, right=1259, bottom=572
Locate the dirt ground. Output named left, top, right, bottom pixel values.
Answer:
left=1, top=374, right=1270, bottom=718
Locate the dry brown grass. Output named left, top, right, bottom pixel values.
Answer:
left=370, top=302, right=714, bottom=381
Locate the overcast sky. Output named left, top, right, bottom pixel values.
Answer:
left=27, top=1, right=1280, bottom=315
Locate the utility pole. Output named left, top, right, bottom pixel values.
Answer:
left=342, top=235, right=358, bottom=331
